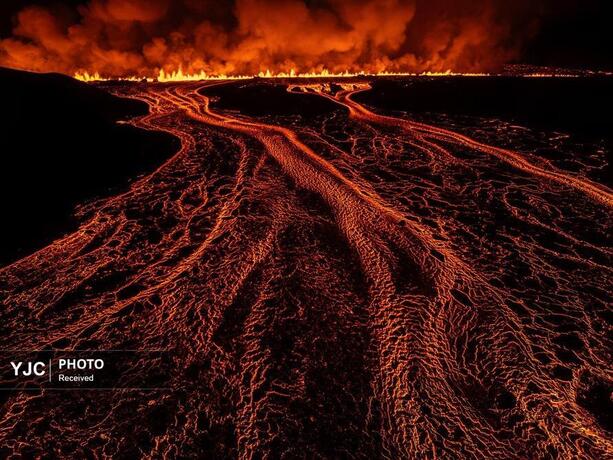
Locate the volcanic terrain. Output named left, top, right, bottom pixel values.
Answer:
left=0, top=72, right=611, bottom=458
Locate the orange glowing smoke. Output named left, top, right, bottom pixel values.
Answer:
left=0, top=1, right=541, bottom=79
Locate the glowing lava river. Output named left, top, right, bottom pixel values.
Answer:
left=0, top=79, right=611, bottom=458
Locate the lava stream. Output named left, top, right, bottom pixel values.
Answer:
left=290, top=83, right=613, bottom=208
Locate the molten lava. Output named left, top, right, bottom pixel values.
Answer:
left=0, top=78, right=611, bottom=457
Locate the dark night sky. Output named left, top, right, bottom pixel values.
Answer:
left=521, top=0, right=613, bottom=70
left=1, top=0, right=611, bottom=71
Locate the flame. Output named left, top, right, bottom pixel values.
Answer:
left=74, top=67, right=490, bottom=82
left=72, top=71, right=154, bottom=82
left=73, top=66, right=595, bottom=83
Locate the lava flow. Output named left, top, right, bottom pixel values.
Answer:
left=0, top=79, right=611, bottom=458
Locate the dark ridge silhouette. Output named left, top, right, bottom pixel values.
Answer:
left=0, top=67, right=179, bottom=265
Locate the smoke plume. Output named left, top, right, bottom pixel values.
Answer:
left=0, top=0, right=542, bottom=77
